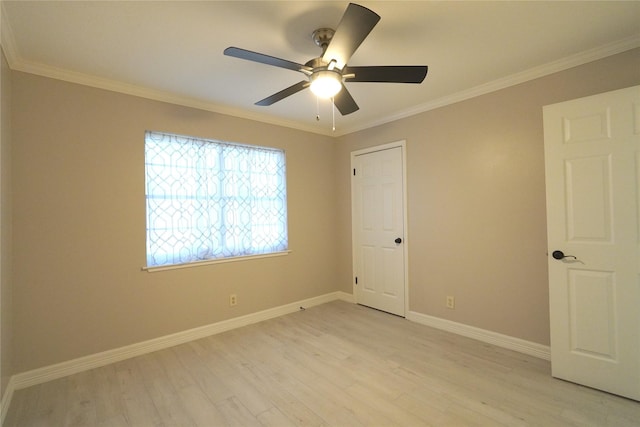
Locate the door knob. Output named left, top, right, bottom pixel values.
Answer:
left=552, top=250, right=577, bottom=260
left=395, top=237, right=402, bottom=244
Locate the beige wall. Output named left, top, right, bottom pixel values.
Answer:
left=9, top=47, right=640, bottom=374
left=11, top=73, right=338, bottom=372
left=1, top=48, right=14, bottom=395
left=336, top=48, right=640, bottom=345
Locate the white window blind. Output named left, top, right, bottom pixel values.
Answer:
left=144, top=131, right=288, bottom=267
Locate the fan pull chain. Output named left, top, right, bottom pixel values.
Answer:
left=332, top=97, right=336, bottom=132
left=315, top=96, right=337, bottom=132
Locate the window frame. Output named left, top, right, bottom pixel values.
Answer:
left=143, top=131, right=289, bottom=272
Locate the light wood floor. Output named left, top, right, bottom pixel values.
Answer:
left=6, top=301, right=640, bottom=426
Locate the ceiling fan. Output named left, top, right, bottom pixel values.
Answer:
left=223, top=3, right=428, bottom=116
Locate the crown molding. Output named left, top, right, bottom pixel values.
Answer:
left=17, top=59, right=338, bottom=137
left=336, top=35, right=640, bottom=137
left=0, top=6, right=336, bottom=137
left=2, top=4, right=638, bottom=139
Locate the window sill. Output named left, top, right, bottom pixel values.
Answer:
left=142, top=250, right=291, bottom=273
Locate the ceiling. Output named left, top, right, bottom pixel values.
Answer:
left=2, top=1, right=639, bottom=137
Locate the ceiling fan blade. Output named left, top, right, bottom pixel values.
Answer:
left=322, top=3, right=380, bottom=69
left=333, top=84, right=359, bottom=115
left=255, top=81, right=310, bottom=106
left=344, top=66, right=428, bottom=83
left=224, top=47, right=312, bottom=73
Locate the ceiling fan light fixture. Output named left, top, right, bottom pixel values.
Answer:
left=224, top=3, right=427, bottom=118
left=309, top=70, right=342, bottom=99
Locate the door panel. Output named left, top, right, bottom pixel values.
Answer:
left=565, top=155, right=613, bottom=242
left=562, top=108, right=610, bottom=143
left=352, top=145, right=406, bottom=316
left=362, top=245, right=375, bottom=293
left=568, top=269, right=616, bottom=360
left=544, top=85, right=640, bottom=401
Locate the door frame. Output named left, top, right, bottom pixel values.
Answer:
left=351, top=140, right=409, bottom=316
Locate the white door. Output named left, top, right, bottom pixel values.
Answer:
left=543, top=85, right=640, bottom=401
left=352, top=143, right=406, bottom=316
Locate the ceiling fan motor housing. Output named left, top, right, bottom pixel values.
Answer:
left=312, top=28, right=335, bottom=53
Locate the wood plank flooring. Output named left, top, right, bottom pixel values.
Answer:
left=6, top=301, right=640, bottom=426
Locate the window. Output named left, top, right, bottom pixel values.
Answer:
left=144, top=131, right=288, bottom=268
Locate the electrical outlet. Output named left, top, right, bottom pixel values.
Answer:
left=446, top=296, right=455, bottom=309
left=229, top=294, right=237, bottom=306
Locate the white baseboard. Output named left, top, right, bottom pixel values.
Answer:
left=10, top=291, right=352, bottom=392
left=406, top=311, right=551, bottom=361
left=2, top=291, right=548, bottom=424
left=337, top=291, right=354, bottom=303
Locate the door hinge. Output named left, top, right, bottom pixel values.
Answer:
left=355, top=276, right=358, bottom=285
left=353, top=168, right=356, bottom=176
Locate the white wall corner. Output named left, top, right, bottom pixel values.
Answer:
left=335, top=290, right=354, bottom=303
left=406, top=311, right=551, bottom=361
left=0, top=376, right=15, bottom=426
left=0, top=2, right=18, bottom=68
